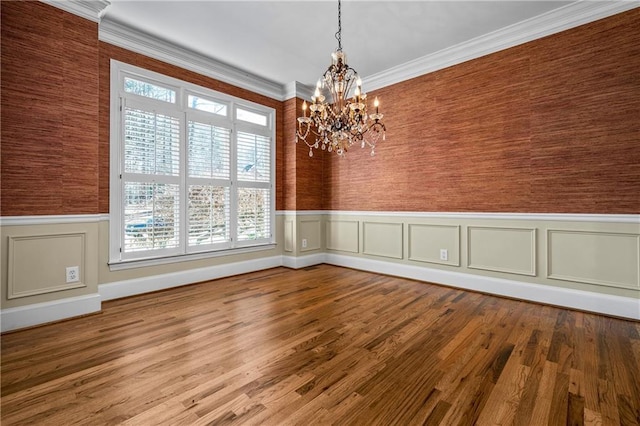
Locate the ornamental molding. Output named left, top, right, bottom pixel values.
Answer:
left=363, top=1, right=639, bottom=92
left=42, top=1, right=638, bottom=101
left=99, top=19, right=285, bottom=101
left=41, top=0, right=111, bottom=23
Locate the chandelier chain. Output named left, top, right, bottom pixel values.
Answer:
left=335, top=0, right=342, bottom=51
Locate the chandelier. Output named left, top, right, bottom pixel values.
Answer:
left=296, top=0, right=386, bottom=158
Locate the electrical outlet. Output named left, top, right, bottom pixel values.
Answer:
left=439, top=249, right=448, bottom=261
left=66, top=266, right=79, bottom=283
left=302, top=238, right=308, bottom=248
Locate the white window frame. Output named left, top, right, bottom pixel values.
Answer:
left=109, top=60, right=276, bottom=268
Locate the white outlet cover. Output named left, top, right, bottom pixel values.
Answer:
left=66, top=266, right=80, bottom=283
left=439, top=249, right=448, bottom=261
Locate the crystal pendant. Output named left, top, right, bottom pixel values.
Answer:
left=309, top=149, right=313, bottom=157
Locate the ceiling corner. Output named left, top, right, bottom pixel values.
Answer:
left=41, top=0, right=111, bottom=23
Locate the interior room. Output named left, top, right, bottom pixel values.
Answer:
left=1, top=0, right=638, bottom=424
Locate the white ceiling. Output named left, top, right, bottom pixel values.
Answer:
left=101, top=1, right=572, bottom=88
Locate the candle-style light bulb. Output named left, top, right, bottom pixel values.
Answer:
left=302, top=100, right=307, bottom=117
left=374, top=97, right=380, bottom=114
left=314, top=87, right=321, bottom=99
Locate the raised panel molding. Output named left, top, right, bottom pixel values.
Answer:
left=363, top=222, right=403, bottom=259
left=468, top=226, right=537, bottom=276
left=8, top=233, right=87, bottom=299
left=326, top=220, right=359, bottom=253
left=284, top=220, right=294, bottom=252
left=408, top=224, right=460, bottom=266
left=547, top=230, right=640, bottom=290
left=300, top=219, right=321, bottom=252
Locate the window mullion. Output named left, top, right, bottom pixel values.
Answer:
left=179, top=108, right=188, bottom=254
left=230, top=120, right=238, bottom=248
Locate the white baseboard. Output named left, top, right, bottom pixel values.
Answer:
left=282, top=253, right=325, bottom=269
left=4, top=253, right=637, bottom=333
left=1, top=294, right=101, bottom=333
left=99, top=255, right=283, bottom=301
left=324, top=253, right=640, bottom=320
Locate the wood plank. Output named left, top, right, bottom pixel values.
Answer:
left=1, top=265, right=639, bottom=425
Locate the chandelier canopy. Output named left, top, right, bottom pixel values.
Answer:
left=296, top=0, right=386, bottom=158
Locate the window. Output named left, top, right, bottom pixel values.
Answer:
left=110, top=61, right=275, bottom=264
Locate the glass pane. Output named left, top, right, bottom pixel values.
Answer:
left=188, top=95, right=227, bottom=116
left=188, top=185, right=230, bottom=246
left=237, top=187, right=270, bottom=241
left=124, top=182, right=180, bottom=252
left=124, top=108, right=180, bottom=176
left=124, top=77, right=176, bottom=103
left=237, top=132, right=270, bottom=182
left=188, top=121, right=230, bottom=179
left=236, top=108, right=267, bottom=126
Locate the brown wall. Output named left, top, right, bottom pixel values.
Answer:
left=1, top=2, right=100, bottom=216
left=2, top=3, right=638, bottom=217
left=283, top=98, right=324, bottom=211
left=0, top=1, right=285, bottom=217
left=323, top=9, right=640, bottom=214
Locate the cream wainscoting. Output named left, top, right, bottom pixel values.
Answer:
left=2, top=212, right=639, bottom=331
left=1, top=217, right=102, bottom=331
left=467, top=226, right=537, bottom=276
left=298, top=211, right=639, bottom=320
left=363, top=222, right=404, bottom=259
left=408, top=224, right=461, bottom=267
left=1, top=215, right=286, bottom=332
left=326, top=220, right=359, bottom=253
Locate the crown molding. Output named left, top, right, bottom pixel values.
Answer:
left=56, top=0, right=636, bottom=101
left=99, top=19, right=286, bottom=101
left=363, top=1, right=639, bottom=92
left=41, top=0, right=111, bottom=23
left=284, top=81, right=314, bottom=102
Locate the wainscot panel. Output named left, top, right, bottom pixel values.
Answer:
left=8, top=233, right=86, bottom=298
left=300, top=219, right=321, bottom=252
left=284, top=220, right=294, bottom=252
left=408, top=224, right=460, bottom=266
left=326, top=220, right=359, bottom=253
left=468, top=226, right=537, bottom=276
left=363, top=222, right=403, bottom=259
left=547, top=230, right=640, bottom=290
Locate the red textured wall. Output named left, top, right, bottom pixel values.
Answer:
left=282, top=98, right=325, bottom=211
left=1, top=2, right=100, bottom=216
left=2, top=3, right=638, bottom=217
left=322, top=9, right=640, bottom=214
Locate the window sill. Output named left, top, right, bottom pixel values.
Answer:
left=108, top=243, right=277, bottom=271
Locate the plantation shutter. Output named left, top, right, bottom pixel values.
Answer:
left=111, top=63, right=275, bottom=264
left=122, top=101, right=181, bottom=256
left=187, top=119, right=232, bottom=250
left=236, top=131, right=272, bottom=243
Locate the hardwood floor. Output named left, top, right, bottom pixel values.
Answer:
left=2, top=265, right=639, bottom=425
